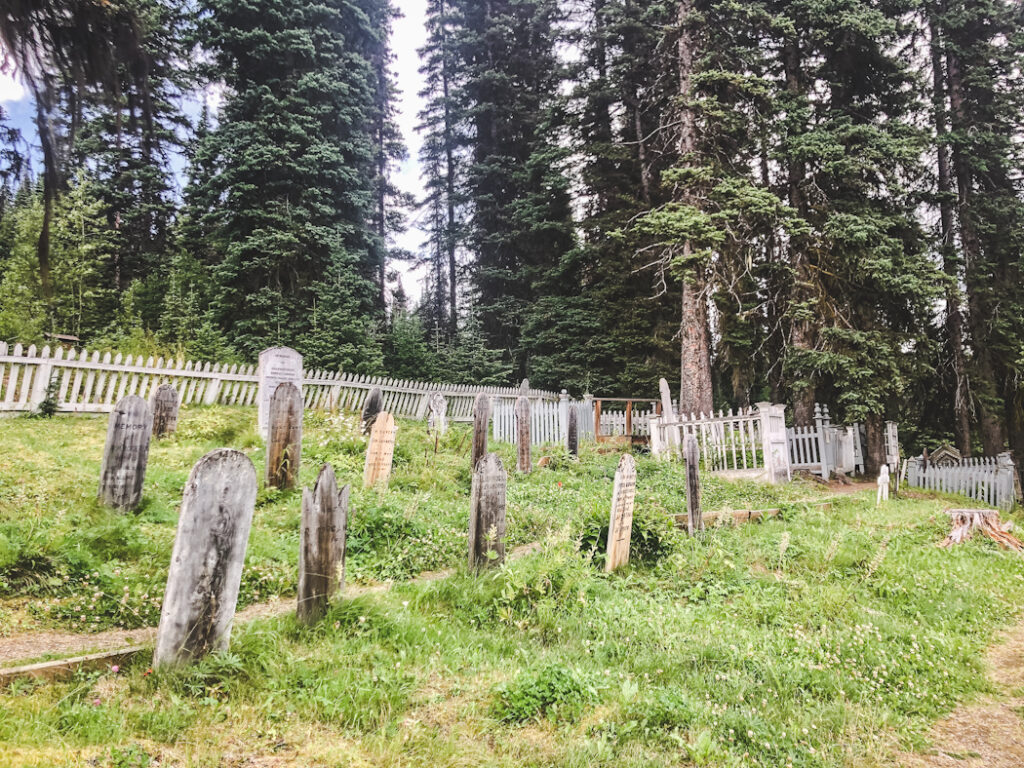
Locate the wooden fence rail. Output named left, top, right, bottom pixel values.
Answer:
left=906, top=453, right=1018, bottom=511
left=0, top=342, right=559, bottom=419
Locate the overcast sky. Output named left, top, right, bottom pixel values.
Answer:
left=0, top=0, right=430, bottom=298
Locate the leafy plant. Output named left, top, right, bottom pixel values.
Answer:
left=492, top=664, right=597, bottom=723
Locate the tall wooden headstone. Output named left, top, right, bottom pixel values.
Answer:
left=605, top=454, right=637, bottom=572
left=361, top=387, right=384, bottom=434
left=659, top=377, right=680, bottom=451
left=427, top=392, right=448, bottom=436
left=471, top=393, right=490, bottom=471
left=684, top=436, right=703, bottom=534
left=567, top=405, right=579, bottom=458
left=99, top=395, right=154, bottom=511
left=257, top=347, right=303, bottom=440
left=298, top=464, right=350, bottom=624
left=153, top=449, right=257, bottom=667
left=363, top=411, right=397, bottom=488
left=469, top=453, right=507, bottom=570
left=150, top=384, right=179, bottom=438
left=519, top=378, right=530, bottom=397
left=515, top=396, right=531, bottom=473
left=265, top=382, right=303, bottom=490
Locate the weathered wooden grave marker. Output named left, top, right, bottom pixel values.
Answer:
left=567, top=405, right=579, bottom=458
left=153, top=449, right=257, bottom=667
left=519, top=378, right=530, bottom=397
left=98, top=395, right=154, bottom=511
left=363, top=411, right=397, bottom=488
left=659, top=377, right=680, bottom=451
left=361, top=387, right=384, bottom=434
left=876, top=464, right=890, bottom=506
left=257, top=346, right=303, bottom=440
left=298, top=464, right=350, bottom=624
left=471, top=393, right=490, bottom=471
left=469, top=453, right=507, bottom=570
left=605, top=454, right=637, bottom=572
left=150, top=384, right=179, bottom=438
left=427, top=392, right=447, bottom=437
left=515, top=396, right=531, bottom=473
left=684, top=436, right=703, bottom=534
left=265, top=382, right=303, bottom=490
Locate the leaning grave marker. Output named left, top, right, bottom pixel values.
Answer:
left=150, top=383, right=179, bottom=438
left=567, top=405, right=579, bottom=458
left=361, top=387, right=384, bottom=434
left=605, top=454, right=637, bottom=572
left=265, top=382, right=303, bottom=490
left=257, top=346, right=303, bottom=440
left=298, top=464, right=350, bottom=624
left=469, top=453, right=507, bottom=570
left=363, top=411, right=397, bottom=488
left=98, top=394, right=154, bottom=511
left=153, top=449, right=257, bottom=667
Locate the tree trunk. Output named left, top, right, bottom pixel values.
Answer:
left=33, top=96, right=57, bottom=329
left=929, top=8, right=972, bottom=456
left=675, top=0, right=713, bottom=416
left=442, top=5, right=458, bottom=338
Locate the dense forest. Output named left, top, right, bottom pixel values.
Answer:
left=0, top=0, right=1022, bottom=461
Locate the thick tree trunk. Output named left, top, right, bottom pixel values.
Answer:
left=675, top=0, right=713, bottom=416
left=929, top=10, right=972, bottom=455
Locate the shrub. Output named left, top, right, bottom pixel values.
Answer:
left=574, top=499, right=679, bottom=568
left=492, top=663, right=597, bottom=723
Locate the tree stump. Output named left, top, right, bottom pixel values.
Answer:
left=98, top=395, right=153, bottom=511
left=150, top=384, right=179, bottom=438
left=469, top=453, right=507, bottom=570
left=298, top=464, right=349, bottom=624
left=361, top=387, right=384, bottom=434
left=471, top=393, right=490, bottom=471
left=515, top=396, right=531, bottom=473
left=940, top=509, right=1024, bottom=551
left=153, top=449, right=257, bottom=667
left=265, top=382, right=303, bottom=490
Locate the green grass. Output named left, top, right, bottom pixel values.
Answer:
left=1, top=406, right=1022, bottom=767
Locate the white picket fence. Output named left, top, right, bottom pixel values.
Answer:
left=906, top=453, right=1018, bottom=511
left=0, top=342, right=558, bottom=419
left=492, top=396, right=594, bottom=447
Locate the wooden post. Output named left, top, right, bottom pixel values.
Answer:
left=684, top=436, right=703, bottom=535
left=98, top=395, right=153, bottom=511
left=363, top=412, right=397, bottom=488
left=361, top=387, right=384, bottom=434
left=567, top=405, right=579, bottom=458
left=298, top=464, right=349, bottom=624
left=594, top=399, right=602, bottom=442
left=471, top=393, right=490, bottom=471
left=265, top=382, right=303, bottom=490
left=515, top=396, right=531, bottom=473
left=150, top=384, right=179, bottom=438
left=876, top=464, right=890, bottom=506
left=154, top=449, right=257, bottom=667
left=605, top=454, right=637, bottom=571
left=468, top=453, right=507, bottom=570
left=625, top=401, right=633, bottom=440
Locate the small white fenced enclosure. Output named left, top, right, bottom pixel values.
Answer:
left=906, top=453, right=1018, bottom=511
left=785, top=404, right=874, bottom=478
left=0, top=342, right=557, bottom=419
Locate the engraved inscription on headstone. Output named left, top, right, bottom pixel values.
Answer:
left=469, top=453, right=507, bottom=570
left=427, top=392, right=448, bottom=436
left=150, top=384, right=180, bottom=438
left=265, top=382, right=303, bottom=490
left=605, top=454, right=637, bottom=572
left=258, top=347, right=303, bottom=440
left=153, top=449, right=257, bottom=667
left=363, top=411, right=397, bottom=488
left=515, top=396, right=531, bottom=473
left=298, top=464, right=350, bottom=624
left=567, top=405, right=579, bottom=458
left=471, top=393, right=490, bottom=472
left=98, top=395, right=154, bottom=511
left=361, top=387, right=384, bottom=434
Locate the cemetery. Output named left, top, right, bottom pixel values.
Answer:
left=0, top=348, right=1022, bottom=767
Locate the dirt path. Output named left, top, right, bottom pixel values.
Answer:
left=894, top=620, right=1024, bottom=767
left=0, top=544, right=541, bottom=668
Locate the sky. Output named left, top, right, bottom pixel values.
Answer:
left=0, top=0, right=431, bottom=299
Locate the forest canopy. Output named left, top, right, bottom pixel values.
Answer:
left=1, top=0, right=1023, bottom=461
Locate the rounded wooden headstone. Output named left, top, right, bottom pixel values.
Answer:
left=265, top=382, right=303, bottom=490
left=605, top=454, right=637, bottom=572
left=98, top=395, right=154, bottom=511
left=519, top=378, right=530, bottom=397
left=471, top=393, right=491, bottom=472
left=298, top=464, right=350, bottom=624
left=154, top=449, right=257, bottom=667
left=469, top=453, right=507, bottom=570
left=150, top=384, right=180, bottom=438
left=427, top=392, right=448, bottom=436
left=363, top=412, right=397, bottom=488
left=515, top=396, right=531, bottom=473
left=361, top=387, right=384, bottom=434
left=567, top=405, right=579, bottom=458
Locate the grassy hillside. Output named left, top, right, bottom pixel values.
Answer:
left=1, top=408, right=1022, bottom=767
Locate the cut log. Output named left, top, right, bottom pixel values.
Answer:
left=939, top=509, right=1024, bottom=552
